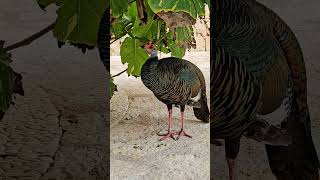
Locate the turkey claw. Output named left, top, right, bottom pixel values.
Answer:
left=175, top=130, right=192, bottom=140
left=157, top=131, right=176, bottom=141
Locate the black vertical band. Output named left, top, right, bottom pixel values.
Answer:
left=98, top=8, right=110, bottom=73
left=210, top=1, right=217, bottom=179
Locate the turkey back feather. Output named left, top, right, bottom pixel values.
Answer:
left=211, top=46, right=262, bottom=139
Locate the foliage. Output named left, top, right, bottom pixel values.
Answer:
left=0, top=43, right=14, bottom=112
left=109, top=77, right=117, bottom=97
left=0, top=0, right=210, bottom=114
left=113, top=0, right=209, bottom=74
left=120, top=37, right=149, bottom=76
left=37, top=0, right=209, bottom=97
left=110, top=0, right=209, bottom=96
left=37, top=0, right=108, bottom=46
left=147, top=0, right=206, bottom=19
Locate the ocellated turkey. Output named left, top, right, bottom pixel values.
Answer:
left=141, top=42, right=209, bottom=141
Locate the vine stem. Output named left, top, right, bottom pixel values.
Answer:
left=112, top=68, right=128, bottom=78
left=4, top=21, right=56, bottom=52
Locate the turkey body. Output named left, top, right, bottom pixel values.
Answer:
left=212, top=0, right=320, bottom=179
left=141, top=56, right=209, bottom=123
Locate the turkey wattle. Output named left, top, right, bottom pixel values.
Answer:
left=141, top=42, right=209, bottom=141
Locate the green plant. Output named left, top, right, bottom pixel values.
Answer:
left=0, top=0, right=210, bottom=119
left=110, top=0, right=210, bottom=94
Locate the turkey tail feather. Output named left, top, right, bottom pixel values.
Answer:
left=265, top=99, right=320, bottom=180
left=264, top=6, right=320, bottom=179
left=193, top=93, right=209, bottom=123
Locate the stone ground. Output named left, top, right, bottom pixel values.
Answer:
left=0, top=1, right=108, bottom=179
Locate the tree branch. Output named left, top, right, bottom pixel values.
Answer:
left=110, top=37, right=122, bottom=44
left=112, top=68, right=128, bottom=78
left=4, top=21, right=56, bottom=52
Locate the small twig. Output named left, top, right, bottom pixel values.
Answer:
left=111, top=37, right=121, bottom=44
left=112, top=68, right=128, bottom=78
left=4, top=21, right=56, bottom=52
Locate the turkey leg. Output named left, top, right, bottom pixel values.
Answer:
left=158, top=104, right=176, bottom=141
left=175, top=105, right=192, bottom=140
left=225, top=136, right=241, bottom=180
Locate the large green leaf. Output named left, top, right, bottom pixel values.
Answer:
left=144, top=0, right=155, bottom=18
left=132, top=18, right=159, bottom=40
left=37, top=0, right=57, bottom=10
left=147, top=0, right=205, bottom=19
left=111, top=19, right=128, bottom=39
left=111, top=0, right=128, bottom=17
left=124, top=1, right=137, bottom=22
left=53, top=0, right=107, bottom=46
left=111, top=8, right=135, bottom=39
left=120, top=37, right=149, bottom=76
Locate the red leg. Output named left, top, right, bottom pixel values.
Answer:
left=175, top=106, right=192, bottom=140
left=225, top=137, right=240, bottom=180
left=227, top=158, right=237, bottom=180
left=158, top=107, right=175, bottom=141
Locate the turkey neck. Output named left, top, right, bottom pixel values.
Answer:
left=141, top=49, right=160, bottom=90
left=143, top=49, right=158, bottom=73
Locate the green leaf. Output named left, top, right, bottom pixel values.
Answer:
left=0, top=53, right=13, bottom=112
left=155, top=44, right=170, bottom=54
left=53, top=0, right=107, bottom=46
left=120, top=37, right=149, bottom=76
left=175, top=26, right=194, bottom=47
left=111, top=0, right=128, bottom=17
left=37, top=0, right=57, bottom=10
left=111, top=19, right=128, bottom=39
left=124, top=1, right=137, bottom=22
left=132, top=18, right=159, bottom=40
left=176, top=27, right=193, bottom=42
left=144, top=0, right=155, bottom=18
left=109, top=77, right=117, bottom=97
left=147, top=0, right=205, bottom=19
left=111, top=15, right=134, bottom=39
left=0, top=52, right=12, bottom=65
left=169, top=39, right=185, bottom=58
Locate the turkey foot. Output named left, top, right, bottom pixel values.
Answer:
left=175, top=129, right=192, bottom=140
left=157, top=131, right=176, bottom=141
left=157, top=107, right=175, bottom=141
